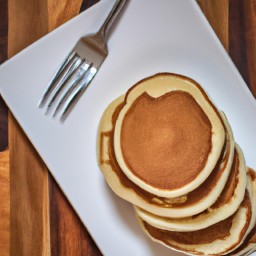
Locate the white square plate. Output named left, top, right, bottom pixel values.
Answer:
left=0, top=0, right=255, bottom=255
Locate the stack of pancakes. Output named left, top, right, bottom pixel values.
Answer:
left=97, top=73, right=256, bottom=255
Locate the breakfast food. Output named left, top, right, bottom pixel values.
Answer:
left=138, top=173, right=256, bottom=255
left=97, top=73, right=256, bottom=255
left=135, top=144, right=246, bottom=232
left=98, top=96, right=235, bottom=218
left=228, top=170, right=256, bottom=256
left=113, top=73, right=225, bottom=197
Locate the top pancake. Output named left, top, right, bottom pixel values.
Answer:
left=97, top=97, right=234, bottom=217
left=114, top=73, right=225, bottom=197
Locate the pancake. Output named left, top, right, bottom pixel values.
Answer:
left=97, top=95, right=233, bottom=217
left=229, top=225, right=256, bottom=256
left=113, top=73, right=225, bottom=197
left=135, top=144, right=246, bottom=231
left=137, top=171, right=256, bottom=255
left=97, top=73, right=255, bottom=255
left=228, top=169, right=256, bottom=256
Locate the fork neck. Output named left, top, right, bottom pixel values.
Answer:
left=98, top=0, right=128, bottom=40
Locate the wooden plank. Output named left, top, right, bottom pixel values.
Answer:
left=8, top=1, right=50, bottom=255
left=0, top=3, right=9, bottom=256
left=8, top=0, right=48, bottom=58
left=0, top=150, right=9, bottom=256
left=9, top=115, right=50, bottom=256
left=0, top=0, right=8, bottom=151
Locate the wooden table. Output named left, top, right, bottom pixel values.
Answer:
left=0, top=0, right=255, bottom=255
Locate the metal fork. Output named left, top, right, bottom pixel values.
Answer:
left=38, top=0, right=128, bottom=119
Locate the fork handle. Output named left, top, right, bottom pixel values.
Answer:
left=98, top=0, right=128, bottom=39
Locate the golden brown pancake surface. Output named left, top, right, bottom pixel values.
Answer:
left=120, top=91, right=212, bottom=190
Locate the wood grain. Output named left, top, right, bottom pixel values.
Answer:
left=8, top=0, right=52, bottom=255
left=0, top=5, right=9, bottom=252
left=229, top=0, right=256, bottom=97
left=0, top=150, right=9, bottom=256
left=48, top=0, right=83, bottom=32
left=9, top=116, right=50, bottom=256
left=8, top=0, right=48, bottom=58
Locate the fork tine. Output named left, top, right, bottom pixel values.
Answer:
left=38, top=51, right=77, bottom=108
left=45, top=55, right=81, bottom=109
left=46, top=58, right=85, bottom=112
left=53, top=62, right=92, bottom=117
left=60, top=65, right=97, bottom=118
